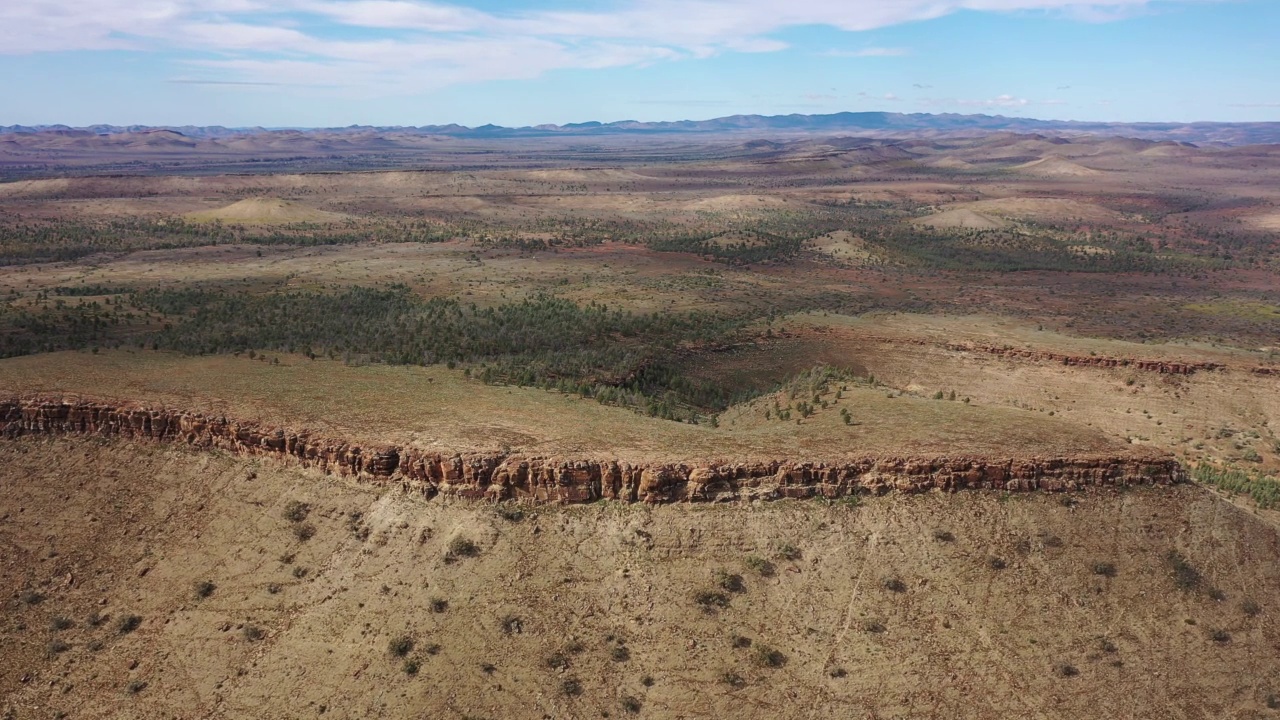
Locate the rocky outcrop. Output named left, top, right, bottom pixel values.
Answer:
left=857, top=334, right=1224, bottom=375
left=1, top=397, right=1184, bottom=504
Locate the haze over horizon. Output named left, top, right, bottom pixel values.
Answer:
left=1, top=0, right=1277, bottom=128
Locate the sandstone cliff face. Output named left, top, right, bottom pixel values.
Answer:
left=1, top=398, right=1184, bottom=504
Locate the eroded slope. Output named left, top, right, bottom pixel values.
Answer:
left=2, top=438, right=1278, bottom=720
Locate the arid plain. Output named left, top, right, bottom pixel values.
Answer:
left=3, top=128, right=1280, bottom=719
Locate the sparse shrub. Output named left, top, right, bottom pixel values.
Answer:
left=500, top=615, right=523, bottom=635
left=242, top=625, right=265, bottom=642
left=282, top=500, right=310, bottom=523
left=495, top=504, right=524, bottom=522
left=1056, top=663, right=1079, bottom=678
left=860, top=619, right=886, bottom=634
left=775, top=543, right=801, bottom=561
left=830, top=667, right=848, bottom=678
left=1167, top=551, right=1203, bottom=591
left=50, top=616, right=74, bottom=631
left=447, top=537, right=480, bottom=560
left=1099, top=638, right=1118, bottom=653
left=20, top=590, right=44, bottom=605
left=425, top=643, right=441, bottom=656
left=292, top=566, right=309, bottom=579
left=267, top=583, right=282, bottom=594
left=882, top=576, right=907, bottom=593
left=430, top=598, right=449, bottom=613
left=745, top=555, right=775, bottom=577
left=693, top=589, right=730, bottom=610
left=87, top=611, right=106, bottom=627
left=194, top=580, right=216, bottom=599
left=481, top=662, right=497, bottom=674
left=1092, top=562, right=1117, bottom=577
left=720, top=670, right=746, bottom=688
left=388, top=634, right=415, bottom=657
left=1242, top=599, right=1262, bottom=616
left=545, top=652, right=570, bottom=670
left=117, top=614, right=142, bottom=635
left=1209, top=629, right=1231, bottom=643
left=620, top=696, right=642, bottom=714
left=1037, top=532, right=1063, bottom=548
left=932, top=529, right=955, bottom=543
left=715, top=569, right=745, bottom=593
left=641, top=675, right=654, bottom=687
left=403, top=658, right=421, bottom=675
left=561, top=678, right=583, bottom=697
left=293, top=523, right=316, bottom=542
left=1266, top=693, right=1279, bottom=710
left=611, top=645, right=631, bottom=662
left=47, top=639, right=70, bottom=656
left=731, top=635, right=752, bottom=649
left=125, top=680, right=147, bottom=694
left=752, top=644, right=786, bottom=668
left=1208, top=587, right=1226, bottom=602
left=988, top=556, right=1007, bottom=570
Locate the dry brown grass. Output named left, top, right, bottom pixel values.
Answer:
left=0, top=349, right=1128, bottom=461
left=2, top=437, right=1278, bottom=719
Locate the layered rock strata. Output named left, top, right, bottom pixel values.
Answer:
left=1, top=398, right=1184, bottom=504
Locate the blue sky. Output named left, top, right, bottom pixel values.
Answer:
left=0, top=0, right=1276, bottom=127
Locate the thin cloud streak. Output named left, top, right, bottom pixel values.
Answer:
left=0, top=0, right=1227, bottom=93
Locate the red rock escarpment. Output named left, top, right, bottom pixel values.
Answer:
left=856, top=334, right=1223, bottom=375
left=1, top=398, right=1184, bottom=504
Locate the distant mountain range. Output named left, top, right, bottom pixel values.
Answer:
left=4, top=112, right=1280, bottom=145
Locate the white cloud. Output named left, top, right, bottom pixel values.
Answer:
left=0, top=0, right=1225, bottom=93
left=919, top=94, right=1072, bottom=108
left=824, top=47, right=911, bottom=57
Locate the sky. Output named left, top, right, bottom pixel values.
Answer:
left=0, top=0, right=1277, bottom=127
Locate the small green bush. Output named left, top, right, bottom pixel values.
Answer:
left=389, top=634, right=415, bottom=657
left=117, top=614, right=142, bottom=635
left=693, top=590, right=730, bottom=610
left=775, top=543, right=801, bottom=561
left=282, top=501, right=310, bottom=523
left=715, top=570, right=745, bottom=593
left=447, top=537, right=480, bottom=560
left=744, top=556, right=775, bottom=577
left=752, top=644, right=786, bottom=668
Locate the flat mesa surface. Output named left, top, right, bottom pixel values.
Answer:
left=0, top=350, right=1131, bottom=462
